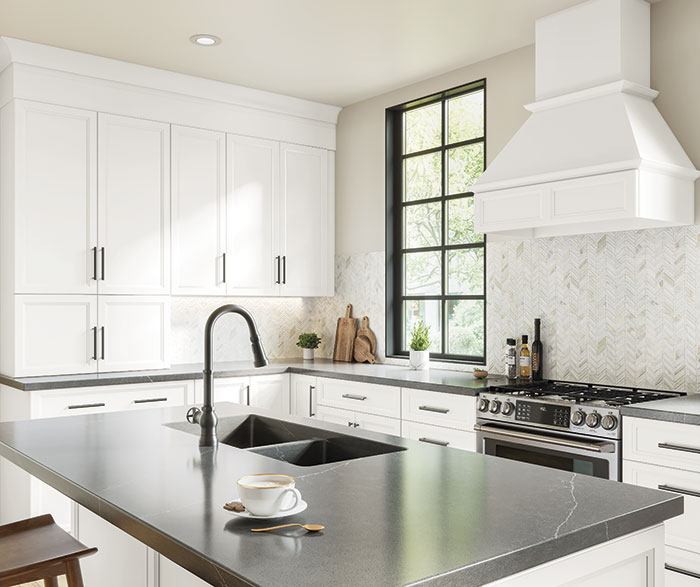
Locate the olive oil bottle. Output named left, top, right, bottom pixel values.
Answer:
left=519, top=335, right=531, bottom=379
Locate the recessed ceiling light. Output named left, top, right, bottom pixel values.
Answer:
left=190, top=34, right=221, bottom=47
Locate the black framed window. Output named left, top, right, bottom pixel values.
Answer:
left=386, top=79, right=486, bottom=363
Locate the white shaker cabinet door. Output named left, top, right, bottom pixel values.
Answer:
left=98, top=296, right=170, bottom=372
left=13, top=295, right=97, bottom=377
left=171, top=125, right=226, bottom=295
left=290, top=374, right=317, bottom=418
left=248, top=375, right=290, bottom=415
left=279, top=143, right=331, bottom=297
left=97, top=113, right=170, bottom=294
left=11, top=100, right=97, bottom=294
left=226, top=134, right=280, bottom=296
left=159, top=555, right=210, bottom=587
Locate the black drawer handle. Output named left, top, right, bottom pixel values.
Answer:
left=282, top=255, right=286, bottom=284
left=342, top=394, right=367, bottom=401
left=666, top=564, right=700, bottom=579
left=658, top=484, right=700, bottom=499
left=100, top=247, right=105, bottom=281
left=91, top=327, right=98, bottom=361
left=418, top=405, right=449, bottom=414
left=658, top=442, right=700, bottom=455
left=133, top=397, right=168, bottom=404
left=419, top=437, right=449, bottom=447
left=275, top=256, right=281, bottom=284
left=92, top=247, right=98, bottom=281
left=309, top=385, right=315, bottom=417
left=68, top=403, right=105, bottom=410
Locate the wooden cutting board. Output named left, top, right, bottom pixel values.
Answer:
left=357, top=316, right=376, bottom=354
left=333, top=304, right=357, bottom=362
left=353, top=334, right=376, bottom=364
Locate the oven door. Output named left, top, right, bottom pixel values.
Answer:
left=474, top=422, right=620, bottom=481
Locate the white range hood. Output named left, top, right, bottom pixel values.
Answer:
left=473, top=0, right=699, bottom=239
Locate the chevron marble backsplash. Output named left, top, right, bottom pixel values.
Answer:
left=173, top=226, right=700, bottom=393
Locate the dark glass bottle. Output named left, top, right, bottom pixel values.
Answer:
left=532, top=318, right=543, bottom=381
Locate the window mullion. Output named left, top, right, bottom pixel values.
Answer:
left=440, top=96, right=447, bottom=356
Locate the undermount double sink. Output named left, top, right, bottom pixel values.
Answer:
left=166, top=414, right=406, bottom=467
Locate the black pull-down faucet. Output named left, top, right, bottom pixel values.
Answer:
left=186, top=304, right=269, bottom=447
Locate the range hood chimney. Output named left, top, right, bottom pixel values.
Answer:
left=473, top=0, right=699, bottom=239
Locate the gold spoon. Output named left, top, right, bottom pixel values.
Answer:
left=251, top=523, right=324, bottom=533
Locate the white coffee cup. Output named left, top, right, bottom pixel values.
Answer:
left=236, top=474, right=302, bottom=517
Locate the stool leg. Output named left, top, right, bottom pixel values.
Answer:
left=65, top=559, right=85, bottom=587
left=44, top=578, right=60, bottom=587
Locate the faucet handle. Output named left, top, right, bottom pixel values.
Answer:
left=186, top=406, right=201, bottom=424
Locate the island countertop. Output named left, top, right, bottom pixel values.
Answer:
left=0, top=403, right=682, bottom=587
left=0, top=358, right=506, bottom=395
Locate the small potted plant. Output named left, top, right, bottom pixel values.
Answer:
left=296, top=332, right=321, bottom=360
left=409, top=320, right=431, bottom=370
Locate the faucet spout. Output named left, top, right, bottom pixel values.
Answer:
left=186, top=304, right=269, bottom=447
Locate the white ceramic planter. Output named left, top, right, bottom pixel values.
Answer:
left=302, top=348, right=315, bottom=361
left=409, top=350, right=430, bottom=370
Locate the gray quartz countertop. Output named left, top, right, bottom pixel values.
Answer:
left=0, top=403, right=682, bottom=587
left=621, top=393, right=700, bottom=426
left=0, top=359, right=506, bottom=395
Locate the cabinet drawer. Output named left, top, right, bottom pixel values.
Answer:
left=116, top=382, right=191, bottom=411
left=623, top=460, right=700, bottom=554
left=355, top=411, right=401, bottom=437
left=402, top=420, right=476, bottom=452
left=316, top=377, right=400, bottom=418
left=666, top=546, right=700, bottom=586
left=401, top=388, right=475, bottom=431
left=623, top=417, right=700, bottom=473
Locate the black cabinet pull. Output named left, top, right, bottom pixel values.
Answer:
left=419, top=437, right=449, bottom=447
left=665, top=564, right=700, bottom=579
left=134, top=397, right=168, bottom=404
left=419, top=405, right=450, bottom=414
left=246, top=385, right=250, bottom=406
left=342, top=393, right=367, bottom=401
left=100, top=327, right=105, bottom=360
left=309, top=385, right=315, bottom=417
left=100, top=247, right=105, bottom=280
left=92, top=247, right=98, bottom=281
left=275, top=256, right=281, bottom=284
left=282, top=256, right=286, bottom=284
left=91, top=327, right=98, bottom=360
left=68, top=402, right=105, bottom=410
left=347, top=421, right=354, bottom=427
left=658, top=442, right=700, bottom=455
left=658, top=484, right=700, bottom=499
left=222, top=253, right=226, bottom=284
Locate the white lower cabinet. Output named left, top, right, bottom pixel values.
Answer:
left=193, top=374, right=289, bottom=415
left=194, top=376, right=249, bottom=405
left=158, top=555, right=209, bottom=587
left=402, top=420, right=476, bottom=451
left=316, top=404, right=401, bottom=436
left=290, top=374, right=317, bottom=418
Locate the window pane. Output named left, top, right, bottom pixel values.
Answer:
left=404, top=300, right=442, bottom=352
left=448, top=197, right=483, bottom=244
left=404, top=202, right=442, bottom=249
left=404, top=103, right=441, bottom=154
left=447, top=90, right=484, bottom=144
left=447, top=142, right=484, bottom=195
left=404, top=251, right=441, bottom=295
left=447, top=299, right=484, bottom=356
left=404, top=152, right=442, bottom=201
left=447, top=248, right=484, bottom=295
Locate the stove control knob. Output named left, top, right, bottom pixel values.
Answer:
left=586, top=412, right=601, bottom=428
left=601, top=415, right=618, bottom=431
left=571, top=410, right=586, bottom=426
left=501, top=401, right=515, bottom=416
left=489, top=400, right=502, bottom=414
left=478, top=398, right=490, bottom=412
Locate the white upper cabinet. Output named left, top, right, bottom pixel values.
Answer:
left=226, top=135, right=280, bottom=296
left=279, top=143, right=332, bottom=297
left=10, top=100, right=98, bottom=294
left=171, top=125, right=226, bottom=296
left=97, top=114, right=170, bottom=294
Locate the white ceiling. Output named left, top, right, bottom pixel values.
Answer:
left=0, top=0, right=592, bottom=106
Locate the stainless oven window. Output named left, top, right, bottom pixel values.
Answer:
left=493, top=442, right=602, bottom=477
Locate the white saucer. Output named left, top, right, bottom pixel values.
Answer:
left=227, top=499, right=308, bottom=520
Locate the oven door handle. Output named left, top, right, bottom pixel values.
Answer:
left=473, top=424, right=615, bottom=453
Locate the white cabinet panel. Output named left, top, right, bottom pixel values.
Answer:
left=316, top=404, right=356, bottom=429
left=279, top=143, right=331, bottom=297
left=249, top=374, right=290, bottom=415
left=98, top=113, right=170, bottom=294
left=171, top=125, right=226, bottom=295
left=355, top=411, right=401, bottom=436
left=13, top=100, right=97, bottom=294
left=291, top=374, right=317, bottom=418
left=401, top=388, right=476, bottom=431
left=226, top=134, right=279, bottom=296
left=98, top=296, right=170, bottom=372
left=316, top=377, right=401, bottom=418
left=624, top=417, right=700, bottom=473
left=14, top=295, right=97, bottom=376
left=77, top=505, right=148, bottom=587
left=159, top=555, right=210, bottom=587
left=194, top=377, right=249, bottom=405
left=402, top=420, right=476, bottom=452
left=666, top=547, right=700, bottom=586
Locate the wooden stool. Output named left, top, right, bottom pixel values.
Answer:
left=0, top=514, right=97, bottom=587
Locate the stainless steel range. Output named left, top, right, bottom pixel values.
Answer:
left=475, top=381, right=684, bottom=481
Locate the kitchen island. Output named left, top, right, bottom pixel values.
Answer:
left=0, top=402, right=682, bottom=586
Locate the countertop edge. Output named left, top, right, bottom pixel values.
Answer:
left=621, top=405, right=700, bottom=426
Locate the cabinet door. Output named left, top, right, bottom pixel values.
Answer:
left=355, top=412, right=401, bottom=437
left=249, top=375, right=290, bottom=415
left=171, top=125, right=226, bottom=295
left=279, top=143, right=331, bottom=297
left=98, top=296, right=170, bottom=372
left=226, top=135, right=280, bottom=296
left=77, top=505, right=148, bottom=587
left=159, top=555, right=210, bottom=587
left=402, top=420, right=476, bottom=451
left=316, top=404, right=356, bottom=429
left=194, top=377, right=249, bottom=405
left=14, top=295, right=97, bottom=377
left=12, top=100, right=97, bottom=295
left=290, top=374, right=317, bottom=418
left=98, top=113, right=170, bottom=294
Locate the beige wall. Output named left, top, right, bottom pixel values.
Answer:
left=336, top=0, right=700, bottom=255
